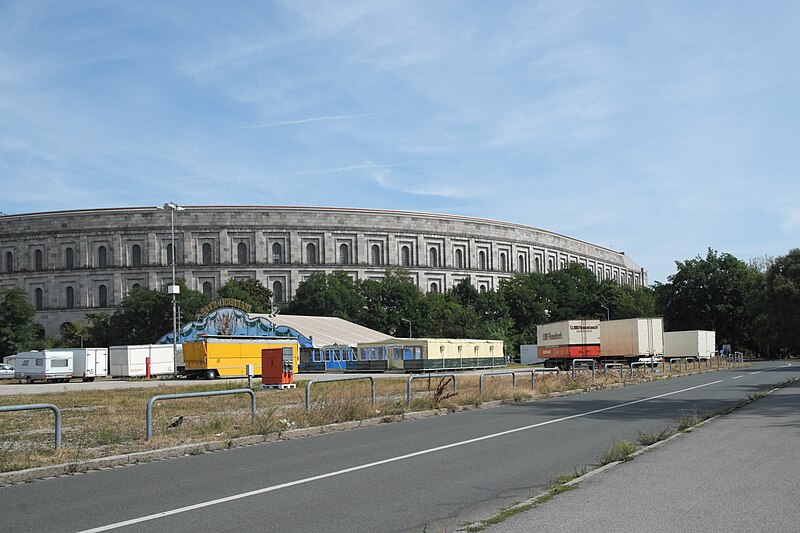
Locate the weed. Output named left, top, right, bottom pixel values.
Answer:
left=636, top=426, right=674, bottom=446
left=599, top=439, right=637, bottom=465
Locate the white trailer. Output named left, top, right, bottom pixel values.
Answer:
left=66, top=348, right=109, bottom=381
left=109, top=344, right=175, bottom=377
left=8, top=350, right=73, bottom=383
left=519, top=345, right=544, bottom=365
left=664, top=330, right=716, bottom=360
left=600, top=318, right=664, bottom=358
left=536, top=320, right=601, bottom=347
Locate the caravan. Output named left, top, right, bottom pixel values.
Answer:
left=66, top=348, right=109, bottom=381
left=7, top=350, right=73, bottom=383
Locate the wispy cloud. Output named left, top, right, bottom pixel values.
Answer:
left=236, top=111, right=393, bottom=129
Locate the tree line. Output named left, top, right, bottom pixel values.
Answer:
left=1, top=248, right=799, bottom=358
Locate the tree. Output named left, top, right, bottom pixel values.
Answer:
left=217, top=278, right=273, bottom=313
left=358, top=268, right=427, bottom=337
left=654, top=249, right=761, bottom=351
left=761, top=248, right=800, bottom=356
left=0, top=288, right=39, bottom=356
left=283, top=271, right=365, bottom=321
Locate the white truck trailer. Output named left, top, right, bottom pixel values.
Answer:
left=7, top=350, right=74, bottom=383
left=66, top=348, right=109, bottom=381
left=109, top=344, right=176, bottom=377
left=600, top=318, right=664, bottom=359
left=664, top=330, right=716, bottom=360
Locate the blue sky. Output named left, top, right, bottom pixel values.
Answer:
left=1, top=1, right=798, bottom=284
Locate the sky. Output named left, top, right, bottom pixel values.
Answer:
left=1, top=1, right=798, bottom=284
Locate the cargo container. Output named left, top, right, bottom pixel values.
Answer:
left=66, top=348, right=108, bottom=381
left=182, top=336, right=299, bottom=379
left=519, top=345, right=544, bottom=365
left=664, top=330, right=716, bottom=360
left=538, top=345, right=602, bottom=359
left=7, top=350, right=73, bottom=383
left=536, top=320, right=601, bottom=348
left=356, top=338, right=505, bottom=372
left=600, top=318, right=664, bottom=358
left=109, top=344, right=176, bottom=377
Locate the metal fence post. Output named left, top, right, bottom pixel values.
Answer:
left=571, top=359, right=595, bottom=381
left=531, top=368, right=560, bottom=389
left=0, top=404, right=62, bottom=449
left=406, top=373, right=457, bottom=405
left=479, top=371, right=516, bottom=393
left=146, top=389, right=256, bottom=440
left=305, top=376, right=376, bottom=413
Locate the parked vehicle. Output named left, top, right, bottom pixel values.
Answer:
left=664, top=330, right=716, bottom=360
left=6, top=351, right=73, bottom=383
left=109, top=344, right=176, bottom=378
left=535, top=320, right=601, bottom=368
left=0, top=363, right=15, bottom=379
left=182, top=335, right=299, bottom=379
left=66, top=348, right=109, bottom=381
left=600, top=318, right=664, bottom=359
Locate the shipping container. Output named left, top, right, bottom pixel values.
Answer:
left=109, top=344, right=176, bottom=377
left=600, top=318, right=664, bottom=358
left=182, top=336, right=299, bottom=379
left=536, top=320, right=601, bottom=347
left=66, top=348, right=108, bottom=381
left=7, top=350, right=73, bottom=383
left=538, top=345, right=602, bottom=359
left=664, top=330, right=716, bottom=360
left=519, top=345, right=544, bottom=365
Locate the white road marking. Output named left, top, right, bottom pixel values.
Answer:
left=751, top=362, right=792, bottom=375
left=732, top=376, right=743, bottom=380
left=78, top=379, right=723, bottom=532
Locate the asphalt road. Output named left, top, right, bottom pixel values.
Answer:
left=484, top=370, right=800, bottom=533
left=1, top=362, right=795, bottom=533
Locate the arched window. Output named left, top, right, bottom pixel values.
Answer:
left=518, top=254, right=526, bottom=272
left=535, top=257, right=541, bottom=273
left=132, top=245, right=142, bottom=267
left=272, top=242, right=283, bottom=264
left=548, top=259, right=554, bottom=273
left=202, top=281, right=213, bottom=296
left=339, top=243, right=349, bottom=265
left=202, top=243, right=212, bottom=265
left=132, top=283, right=141, bottom=290
left=499, top=253, right=507, bottom=272
left=65, top=247, right=74, bottom=269
left=454, top=249, right=464, bottom=269
left=429, top=248, right=438, bottom=268
left=371, top=244, right=381, bottom=266
left=98, top=285, right=108, bottom=307
left=400, top=246, right=411, bottom=267
left=306, top=243, right=317, bottom=265
left=166, top=243, right=173, bottom=266
left=66, top=286, right=75, bottom=309
left=5, top=251, right=12, bottom=273
left=430, top=282, right=439, bottom=293
left=35, top=249, right=43, bottom=271
left=237, top=242, right=248, bottom=265
left=479, top=284, right=487, bottom=293
left=35, top=288, right=43, bottom=310
left=479, top=251, right=487, bottom=270
left=272, top=280, right=283, bottom=304
left=98, top=246, right=107, bottom=268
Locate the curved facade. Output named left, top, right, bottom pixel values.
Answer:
left=0, top=206, right=647, bottom=336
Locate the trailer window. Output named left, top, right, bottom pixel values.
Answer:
left=35, top=359, right=44, bottom=366
left=52, top=359, right=68, bottom=367
left=323, top=351, right=331, bottom=362
left=313, top=351, right=322, bottom=362
left=22, top=360, right=30, bottom=367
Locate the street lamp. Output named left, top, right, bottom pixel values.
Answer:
left=402, top=318, right=412, bottom=338
left=600, top=304, right=610, bottom=321
left=157, top=202, right=185, bottom=375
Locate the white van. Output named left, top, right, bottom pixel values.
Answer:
left=66, top=348, right=109, bottom=381
left=9, top=350, right=74, bottom=383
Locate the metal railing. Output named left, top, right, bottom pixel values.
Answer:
left=146, top=389, right=256, bottom=440
left=407, top=374, right=457, bottom=405
left=669, top=358, right=682, bottom=373
left=479, top=371, right=516, bottom=393
left=629, top=361, right=650, bottom=376
left=306, top=376, right=375, bottom=413
left=531, top=368, right=561, bottom=389
left=603, top=363, right=624, bottom=379
left=571, top=358, right=595, bottom=381
left=0, top=404, right=62, bottom=449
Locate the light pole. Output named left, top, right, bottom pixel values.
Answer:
left=600, top=304, right=610, bottom=321
left=402, top=318, right=412, bottom=338
left=157, top=202, right=185, bottom=375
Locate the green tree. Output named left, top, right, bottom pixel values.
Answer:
left=654, top=249, right=761, bottom=351
left=358, top=268, right=427, bottom=337
left=217, top=278, right=273, bottom=313
left=58, top=321, right=89, bottom=348
left=761, top=248, right=800, bottom=356
left=283, top=271, right=365, bottom=321
left=0, top=288, right=39, bottom=356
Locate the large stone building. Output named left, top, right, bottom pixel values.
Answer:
left=0, top=206, right=647, bottom=335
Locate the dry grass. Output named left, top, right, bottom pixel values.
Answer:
left=0, top=361, right=744, bottom=473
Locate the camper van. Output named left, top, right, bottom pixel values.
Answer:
left=8, top=350, right=74, bottom=383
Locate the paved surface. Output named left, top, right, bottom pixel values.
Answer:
left=484, top=375, right=800, bottom=533
left=0, top=362, right=795, bottom=532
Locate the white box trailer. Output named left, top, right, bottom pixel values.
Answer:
left=664, top=330, right=716, bottom=360
left=536, top=320, right=601, bottom=347
left=66, top=348, right=109, bottom=381
left=109, top=344, right=175, bottom=377
left=519, top=345, right=545, bottom=365
left=600, top=318, right=664, bottom=358
left=7, top=350, right=73, bottom=383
